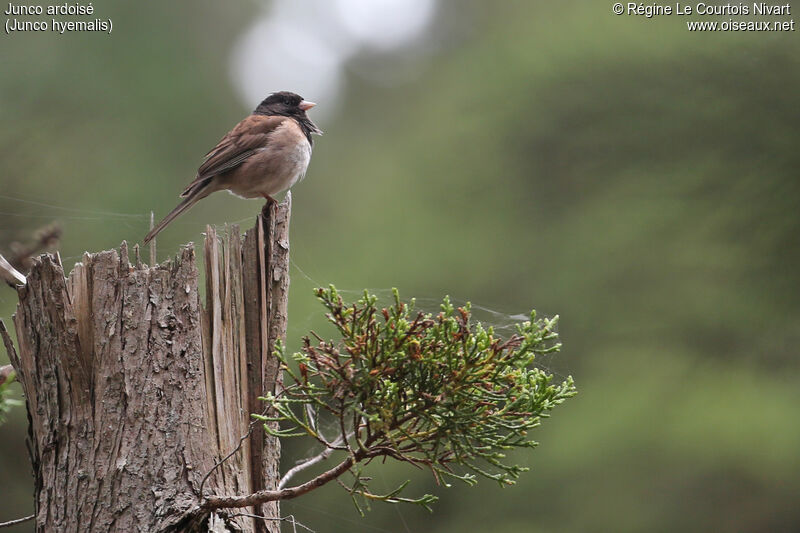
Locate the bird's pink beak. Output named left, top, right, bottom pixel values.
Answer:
left=298, top=100, right=316, bottom=111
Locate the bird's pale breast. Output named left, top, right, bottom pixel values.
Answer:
left=224, top=120, right=312, bottom=199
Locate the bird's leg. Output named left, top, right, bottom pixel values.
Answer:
left=261, top=193, right=277, bottom=218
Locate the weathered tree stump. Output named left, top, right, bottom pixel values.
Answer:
left=1, top=196, right=291, bottom=533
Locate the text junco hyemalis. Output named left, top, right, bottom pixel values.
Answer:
left=143, top=91, right=321, bottom=244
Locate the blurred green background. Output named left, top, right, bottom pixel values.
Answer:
left=2, top=1, right=799, bottom=531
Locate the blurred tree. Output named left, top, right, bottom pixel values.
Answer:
left=2, top=1, right=799, bottom=531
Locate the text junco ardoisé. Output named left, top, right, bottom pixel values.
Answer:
left=143, top=91, right=321, bottom=244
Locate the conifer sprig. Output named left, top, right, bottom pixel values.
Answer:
left=258, top=286, right=576, bottom=513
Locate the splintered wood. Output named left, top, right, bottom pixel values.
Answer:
left=1, top=195, right=291, bottom=533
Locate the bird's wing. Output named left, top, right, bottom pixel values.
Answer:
left=180, top=115, right=288, bottom=197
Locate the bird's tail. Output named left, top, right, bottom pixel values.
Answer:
left=143, top=181, right=212, bottom=245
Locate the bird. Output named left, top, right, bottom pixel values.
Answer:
left=143, top=91, right=322, bottom=244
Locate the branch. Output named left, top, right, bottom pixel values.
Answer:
left=202, top=453, right=358, bottom=511
left=258, top=287, right=576, bottom=512
left=227, top=513, right=316, bottom=533
left=279, top=430, right=354, bottom=489
left=0, top=365, right=14, bottom=387
left=0, top=514, right=34, bottom=529
left=279, top=402, right=367, bottom=489
left=192, top=287, right=574, bottom=520
left=6, top=222, right=61, bottom=272
left=0, top=254, right=25, bottom=287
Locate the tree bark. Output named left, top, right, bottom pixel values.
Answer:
left=1, top=196, right=291, bottom=533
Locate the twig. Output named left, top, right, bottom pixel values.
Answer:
left=133, top=243, right=142, bottom=268
left=0, top=365, right=14, bottom=387
left=199, top=395, right=274, bottom=496
left=199, top=416, right=261, bottom=497
left=199, top=383, right=302, bottom=496
left=279, top=409, right=365, bottom=490
left=201, top=452, right=359, bottom=511
left=0, top=254, right=26, bottom=287
left=149, top=211, right=156, bottom=266
left=227, top=513, right=316, bottom=533
left=279, top=432, right=352, bottom=489
left=0, top=514, right=34, bottom=529
left=7, top=222, right=61, bottom=272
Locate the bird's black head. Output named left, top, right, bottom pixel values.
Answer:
left=256, top=91, right=304, bottom=113
left=254, top=91, right=322, bottom=142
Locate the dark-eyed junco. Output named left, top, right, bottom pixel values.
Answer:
left=144, top=91, right=321, bottom=244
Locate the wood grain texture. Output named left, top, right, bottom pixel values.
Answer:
left=3, top=195, right=292, bottom=533
left=258, top=196, right=291, bottom=531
